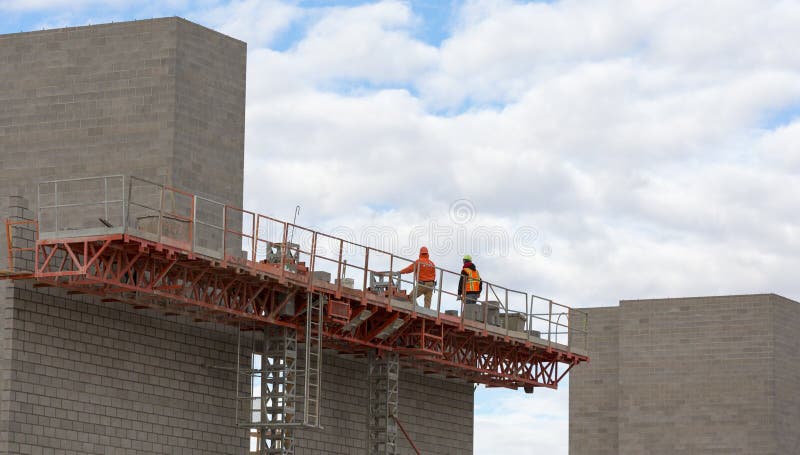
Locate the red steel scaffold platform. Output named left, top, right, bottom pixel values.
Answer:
left=2, top=175, right=588, bottom=391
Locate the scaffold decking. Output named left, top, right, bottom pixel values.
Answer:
left=3, top=175, right=588, bottom=390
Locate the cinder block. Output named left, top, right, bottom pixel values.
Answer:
left=312, top=271, right=331, bottom=284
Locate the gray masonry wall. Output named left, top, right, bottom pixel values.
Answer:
left=570, top=294, right=800, bottom=455
left=2, top=278, right=248, bottom=454
left=0, top=18, right=475, bottom=454
left=773, top=295, right=800, bottom=453
left=1, top=18, right=178, bottom=203
left=569, top=307, right=618, bottom=455
left=172, top=20, right=246, bottom=205
left=0, top=274, right=474, bottom=455
left=0, top=17, right=246, bottom=240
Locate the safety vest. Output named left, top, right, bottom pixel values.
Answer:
left=464, top=268, right=481, bottom=293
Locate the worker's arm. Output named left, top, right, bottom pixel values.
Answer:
left=457, top=269, right=466, bottom=295
left=399, top=261, right=416, bottom=275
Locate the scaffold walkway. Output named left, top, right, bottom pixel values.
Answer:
left=2, top=175, right=588, bottom=391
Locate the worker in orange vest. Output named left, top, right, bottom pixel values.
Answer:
left=457, top=255, right=482, bottom=305
left=399, top=246, right=437, bottom=309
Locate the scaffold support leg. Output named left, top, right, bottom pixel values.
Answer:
left=258, top=326, right=298, bottom=455
left=368, top=349, right=399, bottom=455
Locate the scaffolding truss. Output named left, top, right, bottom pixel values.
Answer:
left=237, top=325, right=299, bottom=455
left=2, top=175, right=589, bottom=391
left=368, top=350, right=399, bottom=455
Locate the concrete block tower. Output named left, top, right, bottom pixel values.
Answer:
left=0, top=17, right=246, bottom=207
left=0, top=18, right=474, bottom=454
left=570, top=294, right=800, bottom=455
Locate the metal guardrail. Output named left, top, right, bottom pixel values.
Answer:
left=37, top=175, right=126, bottom=239
left=34, top=175, right=589, bottom=352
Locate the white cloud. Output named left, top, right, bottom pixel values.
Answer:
left=758, top=120, right=800, bottom=171
left=191, top=0, right=301, bottom=47
left=229, top=0, right=800, bottom=311
left=0, top=0, right=193, bottom=13
left=291, top=1, right=437, bottom=83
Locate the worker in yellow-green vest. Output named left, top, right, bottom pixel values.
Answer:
left=457, top=255, right=482, bottom=305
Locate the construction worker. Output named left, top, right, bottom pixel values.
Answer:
left=457, top=255, right=482, bottom=305
left=399, top=246, right=436, bottom=309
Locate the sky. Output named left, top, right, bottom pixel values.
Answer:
left=3, top=0, right=800, bottom=453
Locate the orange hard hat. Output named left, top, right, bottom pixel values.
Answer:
left=420, top=246, right=429, bottom=255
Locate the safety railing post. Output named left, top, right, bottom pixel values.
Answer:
left=482, top=284, right=489, bottom=331
left=387, top=254, right=394, bottom=308
left=5, top=221, right=12, bottom=271
left=280, top=222, right=289, bottom=280
left=548, top=300, right=553, bottom=348
left=54, top=181, right=59, bottom=233
left=222, top=205, right=228, bottom=260
left=36, top=183, right=40, bottom=234
left=158, top=184, right=165, bottom=243
left=33, top=222, right=39, bottom=274
left=459, top=277, right=466, bottom=329
left=504, top=289, right=509, bottom=336
left=362, top=248, right=370, bottom=294
left=254, top=215, right=261, bottom=263
left=125, top=177, right=132, bottom=232
left=191, top=195, right=197, bottom=252
left=525, top=294, right=530, bottom=341
left=103, top=176, right=109, bottom=222
left=308, top=232, right=318, bottom=289
left=436, top=269, right=443, bottom=319
left=250, top=213, right=256, bottom=262
left=411, top=262, right=418, bottom=316
left=336, top=238, right=343, bottom=296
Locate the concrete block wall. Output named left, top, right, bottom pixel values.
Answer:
left=0, top=275, right=474, bottom=454
left=397, top=369, right=473, bottom=454
left=773, top=294, right=800, bottom=453
left=1, top=281, right=249, bottom=455
left=569, top=307, right=618, bottom=455
left=0, top=281, right=14, bottom=451
left=0, top=18, right=246, bottom=209
left=0, top=19, right=177, bottom=204
left=618, top=295, right=774, bottom=454
left=0, top=197, right=36, bottom=452
left=570, top=294, right=800, bottom=455
left=172, top=20, right=246, bottom=205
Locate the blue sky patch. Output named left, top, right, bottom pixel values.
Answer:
left=763, top=102, right=800, bottom=129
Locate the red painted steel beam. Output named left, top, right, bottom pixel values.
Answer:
left=27, top=235, right=586, bottom=389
